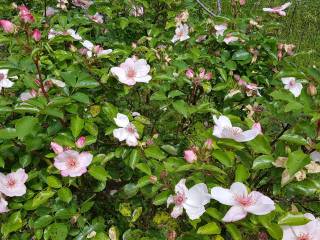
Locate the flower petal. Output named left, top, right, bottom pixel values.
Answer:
left=113, top=128, right=129, bottom=141
left=184, top=204, right=206, bottom=220
left=230, top=182, right=248, bottom=196
left=175, top=179, right=188, bottom=195
left=78, top=152, right=93, bottom=167
left=222, top=205, right=247, bottom=222
left=171, top=205, right=183, bottom=218
left=114, top=113, right=129, bottom=128
left=211, top=187, right=236, bottom=206
left=245, top=191, right=275, bottom=215
left=186, top=183, right=211, bottom=206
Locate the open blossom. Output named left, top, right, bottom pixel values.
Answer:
left=81, top=40, right=112, bottom=58
left=130, top=5, right=144, bottom=17
left=113, top=113, right=139, bottom=146
left=171, top=24, right=190, bottom=43
left=72, top=0, right=93, bottom=9
left=199, top=68, right=212, bottom=80
left=281, top=213, right=320, bottom=240
left=54, top=150, right=93, bottom=177
left=184, top=149, right=197, bottom=163
left=167, top=179, right=211, bottom=220
left=213, top=115, right=262, bottom=142
left=0, top=193, right=8, bottom=213
left=32, top=29, right=41, bottom=42
left=175, top=10, right=189, bottom=25
left=66, top=29, right=82, bottom=40
left=19, top=89, right=37, bottom=101
left=214, top=24, right=227, bottom=37
left=185, top=68, right=194, bottom=79
left=0, top=20, right=15, bottom=33
left=110, top=57, right=151, bottom=86
left=263, top=2, right=291, bottom=16
left=88, top=13, right=104, bottom=24
left=45, top=7, right=58, bottom=17
left=0, top=69, right=14, bottom=92
left=224, top=34, right=239, bottom=44
left=18, top=6, right=35, bottom=23
left=0, top=169, right=28, bottom=197
left=282, top=77, right=303, bottom=97
left=211, top=182, right=275, bottom=222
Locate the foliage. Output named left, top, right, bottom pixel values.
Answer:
left=0, top=0, right=319, bottom=240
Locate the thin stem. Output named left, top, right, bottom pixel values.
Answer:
left=33, top=57, right=49, bottom=102
left=195, top=0, right=217, bottom=17
left=217, top=0, right=222, bottom=15
left=271, top=123, right=290, bottom=146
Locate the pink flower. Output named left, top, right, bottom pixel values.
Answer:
left=32, top=29, right=41, bottom=42
left=81, top=40, right=112, bottom=58
left=18, top=6, right=35, bottom=23
left=75, top=136, right=86, bottom=148
left=19, top=89, right=37, bottom=101
left=88, top=13, right=104, bottom=24
left=213, top=115, right=261, bottom=142
left=214, top=24, right=227, bottom=37
left=171, top=24, right=190, bottom=43
left=45, top=7, right=58, bottom=17
left=51, top=142, right=64, bottom=154
left=111, top=57, right=151, bottom=86
left=0, top=20, right=15, bottom=33
left=0, top=193, right=8, bottom=213
left=239, top=0, right=246, bottom=6
left=282, top=213, right=320, bottom=240
left=199, top=68, right=212, bottom=80
left=184, top=149, right=197, bottom=163
left=0, top=169, right=28, bottom=197
left=113, top=113, right=139, bottom=146
left=72, top=0, right=93, bottom=9
left=167, top=179, right=211, bottom=220
left=185, top=68, right=194, bottom=79
left=204, top=138, right=213, bottom=150
left=282, top=77, right=303, bottom=97
left=54, top=150, right=93, bottom=177
left=263, top=2, right=291, bottom=16
left=224, top=35, right=239, bottom=44
left=211, top=182, right=275, bottom=222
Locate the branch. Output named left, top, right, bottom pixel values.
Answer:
left=271, top=124, right=290, bottom=146
left=195, top=0, right=217, bottom=17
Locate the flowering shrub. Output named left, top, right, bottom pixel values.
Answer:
left=0, top=1, right=320, bottom=239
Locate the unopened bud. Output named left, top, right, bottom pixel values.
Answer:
left=167, top=230, right=177, bottom=240
left=149, top=175, right=157, bottom=184
left=307, top=83, right=317, bottom=96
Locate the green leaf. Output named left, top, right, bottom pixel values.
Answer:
left=0, top=128, right=17, bottom=139
left=232, top=50, right=251, bottom=61
left=247, top=135, right=271, bottom=154
left=71, top=92, right=90, bottom=104
left=278, top=213, right=311, bottom=226
left=144, top=146, right=167, bottom=160
left=206, top=208, right=223, bottom=220
left=212, top=150, right=235, bottom=167
left=129, top=149, right=139, bottom=169
left=279, top=134, right=308, bottom=145
left=33, top=215, right=54, bottom=229
left=286, top=150, right=310, bottom=176
left=88, top=165, right=109, bottom=181
left=24, top=189, right=55, bottom=210
left=45, top=223, right=68, bottom=240
left=235, top=164, right=250, bottom=182
left=58, top=187, right=73, bottom=203
left=15, top=116, right=39, bottom=139
left=136, top=163, right=152, bottom=175
left=153, top=190, right=171, bottom=206
left=252, top=155, right=274, bottom=170
left=172, top=100, right=189, bottom=118
left=225, top=224, right=242, bottom=240
left=70, top=115, right=84, bottom=138
left=197, top=222, right=221, bottom=235
left=46, top=176, right=62, bottom=189
left=1, top=211, right=23, bottom=237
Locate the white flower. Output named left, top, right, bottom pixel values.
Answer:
left=224, top=35, right=239, bottom=44
left=281, top=77, right=303, bottom=97
left=19, top=89, right=37, bottom=101
left=110, top=57, right=151, bottom=86
left=0, top=69, right=14, bottom=91
left=48, top=29, right=63, bottom=40
left=51, top=79, right=66, bottom=88
left=213, top=115, right=261, bottom=142
left=0, top=168, right=28, bottom=197
left=56, top=0, right=68, bottom=10
left=215, top=24, right=227, bottom=37
left=211, top=182, right=275, bottom=222
left=81, top=40, right=112, bottom=58
left=281, top=213, right=320, bottom=240
left=263, top=2, right=291, bottom=16
left=66, top=29, right=82, bottom=40
left=0, top=193, right=8, bottom=213
left=113, top=113, right=139, bottom=146
left=171, top=24, right=190, bottom=43
left=130, top=5, right=144, bottom=17
left=167, top=179, right=211, bottom=220
left=310, top=151, right=320, bottom=162
left=88, top=13, right=104, bottom=24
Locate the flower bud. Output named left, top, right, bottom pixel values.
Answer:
left=185, top=68, right=194, bottom=79
left=32, top=29, right=41, bottom=42
left=184, top=149, right=197, bottom=163
left=0, top=20, right=15, bottom=33
left=51, top=142, right=64, bottom=154
left=167, top=230, right=177, bottom=240
left=239, top=0, right=246, bottom=5
left=204, top=138, right=213, bottom=150
left=199, top=68, right=206, bottom=79
left=18, top=6, right=35, bottom=23
left=75, top=136, right=86, bottom=148
left=307, top=83, right=317, bottom=96
left=34, top=79, right=41, bottom=86
left=149, top=175, right=157, bottom=184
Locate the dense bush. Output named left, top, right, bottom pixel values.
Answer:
left=0, top=1, right=320, bottom=239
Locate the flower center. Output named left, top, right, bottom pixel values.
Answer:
left=297, top=233, right=311, bottom=240
left=0, top=73, right=4, bottom=81
left=235, top=195, right=254, bottom=207
left=126, top=124, right=136, bottom=134
left=67, top=158, right=78, bottom=168
left=224, top=127, right=243, bottom=138
left=289, top=80, right=296, bottom=87
left=173, top=193, right=186, bottom=205
left=177, top=31, right=184, bottom=38
left=126, top=68, right=136, bottom=78
left=7, top=178, right=16, bottom=188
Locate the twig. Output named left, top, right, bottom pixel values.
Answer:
left=33, top=57, right=49, bottom=102
left=217, top=0, right=222, bottom=15
left=271, top=123, right=290, bottom=146
left=195, top=0, right=217, bottom=17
